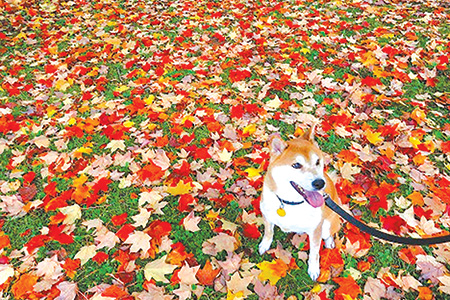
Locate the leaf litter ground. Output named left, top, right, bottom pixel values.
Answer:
left=1, top=0, right=450, bottom=299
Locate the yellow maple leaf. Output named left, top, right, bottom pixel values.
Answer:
left=205, top=210, right=220, bottom=220
left=167, top=180, right=193, bottom=196
left=359, top=51, right=378, bottom=67
left=0, top=265, right=14, bottom=286
left=123, top=120, right=134, bottom=128
left=257, top=259, right=290, bottom=285
left=59, top=204, right=82, bottom=225
left=409, top=136, right=421, bottom=149
left=227, top=291, right=245, bottom=300
left=68, top=118, right=77, bottom=126
left=300, top=48, right=310, bottom=54
left=242, top=124, right=256, bottom=135
left=365, top=130, right=383, bottom=145
left=145, top=95, right=155, bottom=105
left=373, top=66, right=390, bottom=78
left=55, top=78, right=73, bottom=91
left=74, top=147, right=92, bottom=158
left=115, top=85, right=129, bottom=92
left=144, top=255, right=177, bottom=283
left=104, top=37, right=122, bottom=47
left=72, top=174, right=88, bottom=188
left=245, top=167, right=261, bottom=179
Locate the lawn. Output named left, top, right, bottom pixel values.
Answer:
left=0, top=0, right=450, bottom=299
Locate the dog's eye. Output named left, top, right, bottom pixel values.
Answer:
left=292, top=163, right=303, bottom=169
left=316, top=159, right=321, bottom=166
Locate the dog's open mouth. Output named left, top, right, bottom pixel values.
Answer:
left=290, top=181, right=324, bottom=208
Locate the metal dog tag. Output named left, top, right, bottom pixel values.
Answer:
left=277, top=207, right=286, bottom=217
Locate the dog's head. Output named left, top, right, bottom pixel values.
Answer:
left=267, top=125, right=326, bottom=208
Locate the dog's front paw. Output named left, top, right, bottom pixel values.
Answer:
left=258, top=239, right=272, bottom=255
left=308, top=264, right=321, bottom=281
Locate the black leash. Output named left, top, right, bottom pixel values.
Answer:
left=324, top=194, right=450, bottom=245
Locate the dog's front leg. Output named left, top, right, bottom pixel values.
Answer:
left=307, top=227, right=322, bottom=281
left=259, top=218, right=274, bottom=254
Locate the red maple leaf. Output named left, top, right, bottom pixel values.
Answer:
left=381, top=215, right=407, bottom=235
left=25, top=235, right=50, bottom=253
left=441, top=141, right=450, bottom=153
left=22, top=171, right=36, bottom=184
left=361, top=76, right=383, bottom=87
left=147, top=220, right=172, bottom=242
left=367, top=195, right=388, bottom=214
left=92, top=251, right=109, bottom=264
left=111, top=213, right=128, bottom=226
left=116, top=224, right=135, bottom=241
left=102, top=285, right=129, bottom=298
left=48, top=225, right=74, bottom=244
left=242, top=223, right=261, bottom=239
left=178, top=194, right=196, bottom=212
left=167, top=242, right=193, bottom=266
left=93, top=177, right=112, bottom=194
left=228, top=69, right=251, bottom=82
left=230, top=105, right=244, bottom=119
left=320, top=248, right=344, bottom=270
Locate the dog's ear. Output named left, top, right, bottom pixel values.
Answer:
left=303, top=124, right=317, bottom=141
left=269, top=134, right=287, bottom=156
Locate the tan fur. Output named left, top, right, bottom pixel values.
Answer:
left=259, top=130, right=342, bottom=281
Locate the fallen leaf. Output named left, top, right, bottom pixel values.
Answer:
left=167, top=180, right=193, bottom=196
left=183, top=211, right=201, bottom=232
left=226, top=272, right=254, bottom=297
left=0, top=265, right=14, bottom=285
left=144, top=255, right=178, bottom=283
left=178, top=263, right=200, bottom=285
left=202, top=233, right=237, bottom=255
left=334, top=276, right=362, bottom=300
left=257, top=259, right=290, bottom=285
left=364, top=277, right=386, bottom=300
left=124, top=231, right=151, bottom=254
left=55, top=281, right=78, bottom=300
left=196, top=260, right=221, bottom=286
left=74, top=245, right=96, bottom=265
left=11, top=273, right=38, bottom=299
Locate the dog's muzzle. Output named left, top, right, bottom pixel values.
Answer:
left=290, top=181, right=325, bottom=208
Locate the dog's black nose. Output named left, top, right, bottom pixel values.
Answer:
left=312, top=179, right=325, bottom=190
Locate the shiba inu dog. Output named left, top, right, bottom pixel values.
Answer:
left=259, top=126, right=341, bottom=281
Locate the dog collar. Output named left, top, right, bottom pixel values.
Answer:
left=276, top=195, right=305, bottom=206
left=276, top=195, right=304, bottom=217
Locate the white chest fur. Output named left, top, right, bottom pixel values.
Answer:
left=260, top=186, right=323, bottom=234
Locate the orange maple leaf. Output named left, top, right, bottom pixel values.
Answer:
left=166, top=242, right=194, bottom=266
left=62, top=258, right=81, bottom=279
left=102, top=285, right=129, bottom=298
left=320, top=248, right=344, bottom=270
left=0, top=234, right=10, bottom=249
left=418, top=286, right=433, bottom=300
left=333, top=276, right=362, bottom=300
left=11, top=273, right=38, bottom=299
left=196, top=260, right=221, bottom=286
left=138, top=161, right=165, bottom=182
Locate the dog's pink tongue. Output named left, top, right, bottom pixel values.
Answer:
left=305, top=191, right=324, bottom=208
